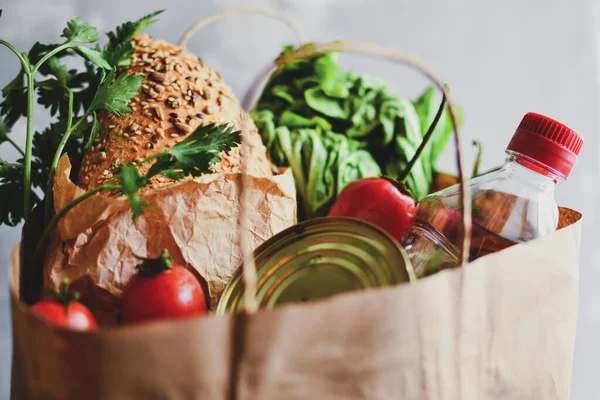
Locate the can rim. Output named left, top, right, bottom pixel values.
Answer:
left=217, top=216, right=415, bottom=315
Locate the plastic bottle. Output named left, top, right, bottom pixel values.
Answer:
left=401, top=112, right=583, bottom=277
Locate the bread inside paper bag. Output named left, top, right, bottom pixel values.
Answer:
left=43, top=155, right=296, bottom=324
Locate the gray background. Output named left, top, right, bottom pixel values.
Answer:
left=0, top=0, right=599, bottom=398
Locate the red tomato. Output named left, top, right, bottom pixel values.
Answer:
left=31, top=300, right=97, bottom=331
left=121, top=264, right=206, bottom=324
left=328, top=177, right=416, bottom=243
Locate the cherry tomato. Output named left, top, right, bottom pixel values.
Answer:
left=30, top=280, right=97, bottom=331
left=121, top=250, right=206, bottom=324
left=328, top=177, right=416, bottom=243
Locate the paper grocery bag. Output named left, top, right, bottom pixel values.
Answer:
left=41, top=155, right=297, bottom=322
left=10, top=208, right=581, bottom=400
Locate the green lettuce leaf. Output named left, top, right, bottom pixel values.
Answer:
left=252, top=44, right=463, bottom=218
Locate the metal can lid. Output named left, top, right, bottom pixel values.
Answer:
left=217, top=217, right=415, bottom=314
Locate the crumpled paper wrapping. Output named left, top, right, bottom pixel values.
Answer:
left=43, top=155, right=296, bottom=320
left=11, top=209, right=581, bottom=399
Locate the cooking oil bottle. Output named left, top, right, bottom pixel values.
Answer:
left=401, top=112, right=583, bottom=277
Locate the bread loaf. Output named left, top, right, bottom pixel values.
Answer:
left=77, top=34, right=273, bottom=191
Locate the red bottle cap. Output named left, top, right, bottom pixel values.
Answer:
left=506, top=112, right=583, bottom=178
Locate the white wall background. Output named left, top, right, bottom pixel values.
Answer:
left=0, top=0, right=598, bottom=397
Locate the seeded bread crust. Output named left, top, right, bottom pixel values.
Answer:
left=77, top=34, right=273, bottom=191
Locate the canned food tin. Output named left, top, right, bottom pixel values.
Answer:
left=217, top=217, right=415, bottom=314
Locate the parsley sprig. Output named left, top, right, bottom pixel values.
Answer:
left=0, top=10, right=165, bottom=229
left=0, top=9, right=165, bottom=302
left=2, top=9, right=241, bottom=304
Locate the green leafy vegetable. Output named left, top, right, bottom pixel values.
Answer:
left=1, top=67, right=28, bottom=127
left=36, top=57, right=74, bottom=116
left=103, top=10, right=165, bottom=68
left=252, top=44, right=462, bottom=219
left=412, top=86, right=463, bottom=168
left=0, top=119, right=9, bottom=146
left=253, top=110, right=380, bottom=219
left=31, top=120, right=73, bottom=192
left=106, top=10, right=164, bottom=46
left=305, top=87, right=348, bottom=119
left=0, top=10, right=163, bottom=231
left=74, top=45, right=111, bottom=70
left=0, top=119, right=24, bottom=156
left=146, top=123, right=241, bottom=180
left=0, top=10, right=164, bottom=303
left=114, top=163, right=152, bottom=222
left=61, top=18, right=99, bottom=43
left=89, top=69, right=145, bottom=116
left=0, top=158, right=26, bottom=226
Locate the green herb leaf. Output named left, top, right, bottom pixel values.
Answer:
left=31, top=120, right=75, bottom=192
left=1, top=43, right=69, bottom=126
left=106, top=10, right=164, bottom=46
left=103, top=10, right=164, bottom=68
left=103, top=42, right=134, bottom=68
left=28, top=42, right=66, bottom=75
left=0, top=71, right=27, bottom=127
left=74, top=46, right=111, bottom=70
left=0, top=118, right=11, bottom=146
left=44, top=56, right=71, bottom=85
left=36, top=57, right=74, bottom=116
left=130, top=10, right=165, bottom=34
left=90, top=69, right=144, bottom=116
left=147, top=123, right=241, bottom=179
left=113, top=163, right=151, bottom=222
left=71, top=61, right=101, bottom=113
left=0, top=11, right=162, bottom=234
left=61, top=18, right=98, bottom=43
left=0, top=159, right=29, bottom=226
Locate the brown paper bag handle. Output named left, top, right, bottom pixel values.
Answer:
left=178, top=8, right=307, bottom=47
left=177, top=12, right=308, bottom=399
left=177, top=9, right=308, bottom=316
left=240, top=41, right=473, bottom=314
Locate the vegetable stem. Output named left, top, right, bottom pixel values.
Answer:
left=0, top=39, right=35, bottom=223
left=43, top=89, right=74, bottom=228
left=0, top=40, right=31, bottom=73
left=21, top=72, right=36, bottom=303
left=0, top=161, right=22, bottom=168
left=471, top=140, right=482, bottom=178
left=31, top=42, right=72, bottom=75
left=6, top=137, right=25, bottom=157
left=398, top=87, right=448, bottom=184
left=23, top=73, right=35, bottom=223
left=70, top=107, right=94, bottom=138
left=32, top=182, right=120, bottom=272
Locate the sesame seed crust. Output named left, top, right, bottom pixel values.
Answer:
left=77, top=34, right=273, bottom=192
